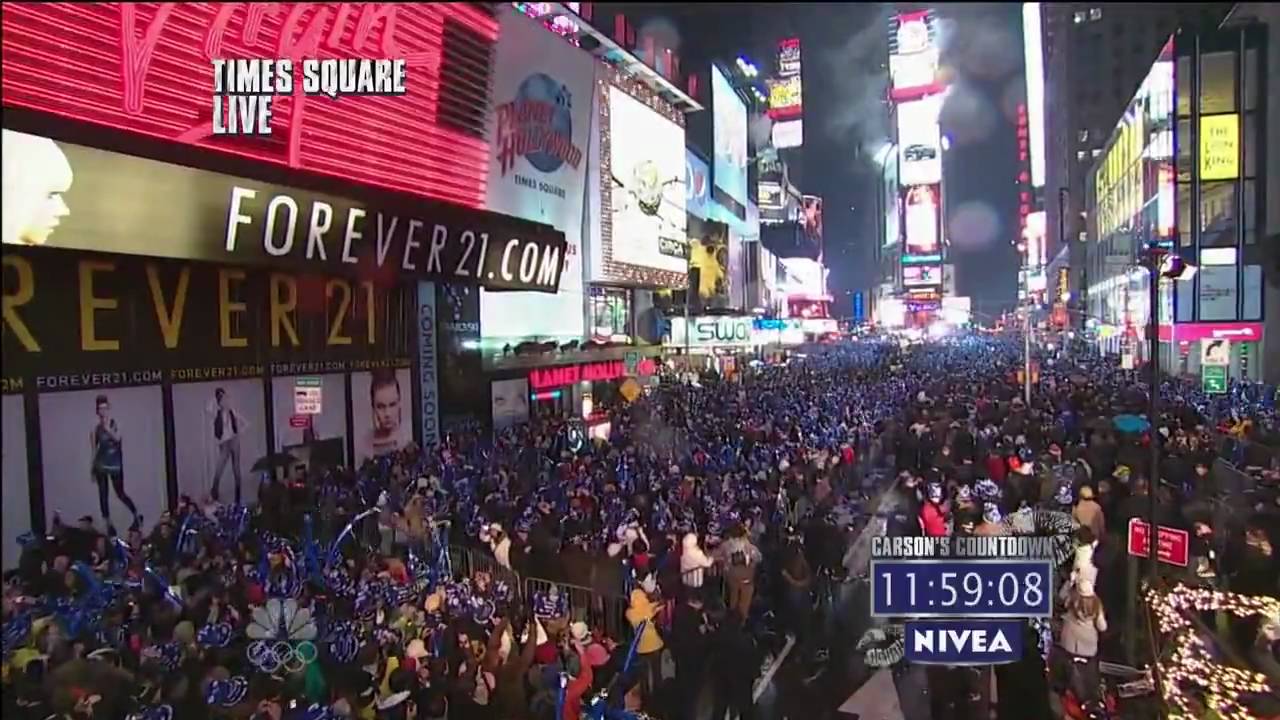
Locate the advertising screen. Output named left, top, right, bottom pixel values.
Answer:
left=712, top=64, right=749, bottom=208
left=898, top=96, right=943, bottom=186
left=768, top=75, right=803, bottom=120
left=801, top=195, right=824, bottom=250
left=481, top=7, right=595, bottom=343
left=904, top=264, right=944, bottom=287
left=889, top=12, right=943, bottom=101
left=778, top=38, right=802, bottom=77
left=688, top=217, right=731, bottom=306
left=608, top=85, right=688, bottom=274
left=686, top=150, right=712, bottom=220
left=772, top=119, right=804, bottom=149
left=903, top=185, right=941, bottom=257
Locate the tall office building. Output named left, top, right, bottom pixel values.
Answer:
left=1040, top=3, right=1234, bottom=313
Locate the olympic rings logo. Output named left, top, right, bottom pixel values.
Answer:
left=247, top=640, right=317, bottom=674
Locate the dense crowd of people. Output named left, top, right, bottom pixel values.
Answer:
left=2, top=334, right=1278, bottom=720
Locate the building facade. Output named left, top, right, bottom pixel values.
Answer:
left=1083, top=22, right=1272, bottom=383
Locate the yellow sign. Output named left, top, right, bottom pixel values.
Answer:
left=1200, top=113, right=1239, bottom=181
left=619, top=378, right=641, bottom=403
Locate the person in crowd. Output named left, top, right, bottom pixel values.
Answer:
left=715, top=523, right=762, bottom=622
left=1056, top=577, right=1108, bottom=708
left=679, top=532, right=714, bottom=594
left=1072, top=485, right=1105, bottom=541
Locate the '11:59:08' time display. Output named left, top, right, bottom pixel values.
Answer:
left=870, top=559, right=1053, bottom=618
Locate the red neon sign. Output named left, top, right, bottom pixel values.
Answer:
left=529, top=358, right=655, bottom=390
left=1, top=3, right=499, bottom=209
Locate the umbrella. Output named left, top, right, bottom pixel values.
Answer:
left=1113, top=414, right=1151, bottom=434
left=251, top=452, right=298, bottom=474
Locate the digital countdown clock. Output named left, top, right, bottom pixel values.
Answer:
left=870, top=559, right=1053, bottom=618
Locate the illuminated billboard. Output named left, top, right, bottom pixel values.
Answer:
left=897, top=95, right=943, bottom=186
left=889, top=11, right=943, bottom=101
left=903, top=264, right=944, bottom=288
left=1022, top=2, right=1046, bottom=188
left=607, top=85, right=688, bottom=275
left=768, top=75, right=803, bottom=120
left=778, top=37, right=801, bottom=77
left=801, top=195, right=824, bottom=250
left=902, top=185, right=941, bottom=259
left=772, top=119, right=804, bottom=149
left=712, top=64, right=749, bottom=208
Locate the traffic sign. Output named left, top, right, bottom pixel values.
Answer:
left=1201, top=365, right=1227, bottom=394
left=623, top=351, right=641, bottom=375
left=1126, top=518, right=1189, bottom=567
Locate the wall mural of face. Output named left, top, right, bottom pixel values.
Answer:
left=2, top=129, right=73, bottom=246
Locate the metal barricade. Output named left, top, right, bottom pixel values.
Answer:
left=448, top=544, right=524, bottom=601
left=525, top=576, right=631, bottom=642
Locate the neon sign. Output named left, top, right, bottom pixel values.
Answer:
left=529, top=358, right=655, bottom=390
left=0, top=3, right=499, bottom=209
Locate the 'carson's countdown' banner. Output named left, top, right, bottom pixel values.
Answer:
left=0, top=129, right=568, bottom=293
left=2, top=249, right=414, bottom=392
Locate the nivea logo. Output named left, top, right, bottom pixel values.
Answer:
left=495, top=73, right=583, bottom=177
left=904, top=620, right=1022, bottom=665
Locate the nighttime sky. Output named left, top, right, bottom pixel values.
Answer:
left=605, top=2, right=1024, bottom=316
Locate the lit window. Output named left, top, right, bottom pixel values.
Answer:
left=1073, top=10, right=1087, bottom=24
left=1091, top=148, right=1102, bottom=158
left=1078, top=129, right=1089, bottom=144
left=1089, top=7, right=1102, bottom=20
left=1077, top=149, right=1088, bottom=161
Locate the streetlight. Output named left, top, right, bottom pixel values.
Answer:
left=1142, top=245, right=1195, bottom=581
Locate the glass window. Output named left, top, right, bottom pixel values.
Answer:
left=1243, top=113, right=1256, bottom=178
left=1091, top=148, right=1102, bottom=158
left=1199, top=181, right=1237, bottom=247
left=1177, top=183, right=1192, bottom=247
left=1078, top=129, right=1089, bottom=144
left=1175, top=275, right=1194, bottom=322
left=1077, top=149, right=1088, bottom=162
left=1176, top=56, right=1191, bottom=118
left=1074, top=10, right=1087, bottom=24
left=1243, top=179, right=1256, bottom=244
left=1243, top=48, right=1258, bottom=112
left=1200, top=52, right=1236, bottom=114
left=1176, top=118, right=1192, bottom=182
left=1090, top=7, right=1103, bottom=21
left=1242, top=265, right=1262, bottom=320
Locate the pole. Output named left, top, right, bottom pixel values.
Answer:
left=1024, top=306, right=1032, bottom=405
left=1146, top=260, right=1160, bottom=583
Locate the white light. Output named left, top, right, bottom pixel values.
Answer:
left=462, top=340, right=481, bottom=350
left=1200, top=247, right=1237, bottom=266
left=1022, top=2, right=1046, bottom=188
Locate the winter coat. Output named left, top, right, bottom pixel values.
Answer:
left=625, top=589, right=665, bottom=655
left=679, top=533, right=713, bottom=588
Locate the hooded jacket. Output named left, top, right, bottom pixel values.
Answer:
left=679, top=533, right=714, bottom=588
left=624, top=589, right=665, bottom=655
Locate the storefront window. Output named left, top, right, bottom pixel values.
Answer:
left=1198, top=181, right=1236, bottom=247
left=1199, top=52, right=1236, bottom=114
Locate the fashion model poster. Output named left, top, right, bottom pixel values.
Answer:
left=37, top=386, right=167, bottom=534
left=350, top=368, right=413, bottom=466
left=491, top=378, right=531, bottom=431
left=171, top=379, right=267, bottom=504
left=271, top=374, right=348, bottom=468
left=1, top=395, right=32, bottom=570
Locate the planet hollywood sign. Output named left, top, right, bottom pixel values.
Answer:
left=528, top=357, right=657, bottom=391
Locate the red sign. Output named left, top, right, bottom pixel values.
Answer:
left=1, top=3, right=498, bottom=208
left=529, top=359, right=654, bottom=391
left=1126, top=518, right=1190, bottom=567
left=1172, top=322, right=1264, bottom=344
left=288, top=414, right=312, bottom=429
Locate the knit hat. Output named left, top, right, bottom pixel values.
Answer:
left=569, top=621, right=590, bottom=643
